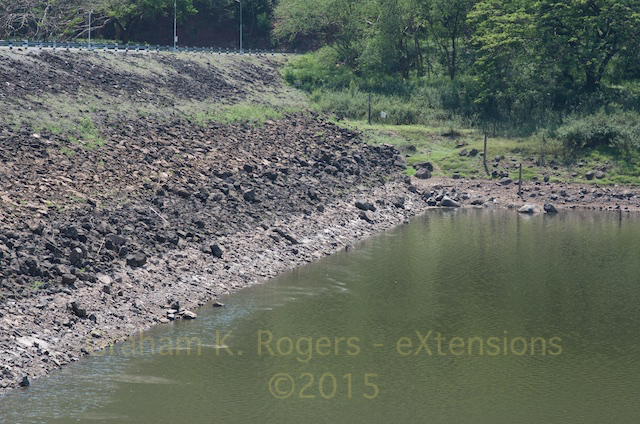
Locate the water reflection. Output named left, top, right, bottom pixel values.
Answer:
left=1, top=209, right=640, bottom=423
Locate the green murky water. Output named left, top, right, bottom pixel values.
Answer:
left=2, top=209, right=640, bottom=423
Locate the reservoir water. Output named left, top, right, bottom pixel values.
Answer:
left=1, top=209, right=640, bottom=423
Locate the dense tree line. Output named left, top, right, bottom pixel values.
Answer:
left=0, top=0, right=275, bottom=47
left=2, top=0, right=640, bottom=135
left=274, top=0, right=640, bottom=133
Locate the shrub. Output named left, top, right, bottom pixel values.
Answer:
left=555, top=111, right=640, bottom=154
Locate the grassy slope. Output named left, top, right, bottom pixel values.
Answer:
left=339, top=120, right=640, bottom=186
left=1, top=51, right=308, bottom=139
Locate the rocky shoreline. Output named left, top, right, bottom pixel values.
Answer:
left=1, top=49, right=639, bottom=395
left=0, top=112, right=431, bottom=393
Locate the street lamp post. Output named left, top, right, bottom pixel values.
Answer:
left=88, top=9, right=92, bottom=50
left=235, top=0, right=243, bottom=53
left=173, top=0, right=177, bottom=51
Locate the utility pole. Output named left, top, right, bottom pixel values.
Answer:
left=173, top=0, right=177, bottom=51
left=88, top=9, right=92, bottom=50
left=236, top=0, right=243, bottom=53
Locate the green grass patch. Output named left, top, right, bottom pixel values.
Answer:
left=341, top=119, right=640, bottom=185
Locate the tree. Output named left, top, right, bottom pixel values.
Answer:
left=467, top=0, right=537, bottom=125
left=535, top=0, right=640, bottom=92
left=101, top=0, right=196, bottom=43
left=423, top=0, right=476, bottom=80
left=273, top=0, right=372, bottom=66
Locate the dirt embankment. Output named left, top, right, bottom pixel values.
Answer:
left=1, top=50, right=639, bottom=394
left=0, top=50, right=427, bottom=391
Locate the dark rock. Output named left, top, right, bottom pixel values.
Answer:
left=70, top=301, right=87, bottom=318
left=211, top=244, right=224, bottom=258
left=316, top=204, right=325, bottom=213
left=459, top=149, right=468, bottom=157
left=274, top=229, right=300, bottom=245
left=19, top=376, right=30, bottom=387
left=469, top=149, right=479, bottom=157
left=105, top=234, right=126, bottom=250
left=426, top=197, right=437, bottom=206
left=243, top=189, right=257, bottom=202
left=471, top=198, right=484, bottom=206
left=441, top=196, right=460, bottom=207
left=452, top=173, right=461, bottom=179
left=126, top=252, right=147, bottom=267
left=392, top=197, right=405, bottom=208
left=500, top=177, right=513, bottom=185
left=68, top=247, right=84, bottom=266
left=355, top=201, right=376, bottom=212
left=415, top=168, right=432, bottom=179
left=415, top=162, right=434, bottom=172
left=176, top=189, right=191, bottom=199
left=61, top=274, right=77, bottom=285
left=544, top=203, right=558, bottom=213
left=585, top=171, right=595, bottom=180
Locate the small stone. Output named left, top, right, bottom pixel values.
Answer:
left=441, top=196, right=460, bottom=207
left=585, top=171, right=595, bottom=180
left=500, top=177, right=513, bottom=185
left=126, top=252, right=147, bottom=267
left=359, top=211, right=375, bottom=223
left=355, top=201, right=376, bottom=212
left=212, top=302, right=225, bottom=308
left=415, top=162, right=434, bottom=172
left=70, top=301, right=87, bottom=318
left=211, top=244, right=224, bottom=258
left=544, top=203, right=558, bottom=213
left=518, top=205, right=535, bottom=214
left=243, top=190, right=257, bottom=202
left=392, top=197, right=405, bottom=208
left=69, top=247, right=84, bottom=265
left=415, top=168, right=432, bottom=179
left=61, top=273, right=77, bottom=285
left=97, top=274, right=112, bottom=285
left=181, top=310, right=197, bottom=320
left=19, top=376, right=30, bottom=387
left=595, top=171, right=606, bottom=179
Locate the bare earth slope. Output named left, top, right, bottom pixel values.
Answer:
left=0, top=50, right=429, bottom=392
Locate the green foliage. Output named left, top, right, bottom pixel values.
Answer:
left=282, top=47, right=354, bottom=92
left=101, top=0, right=196, bottom=43
left=555, top=111, right=640, bottom=154
left=69, top=117, right=105, bottom=150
